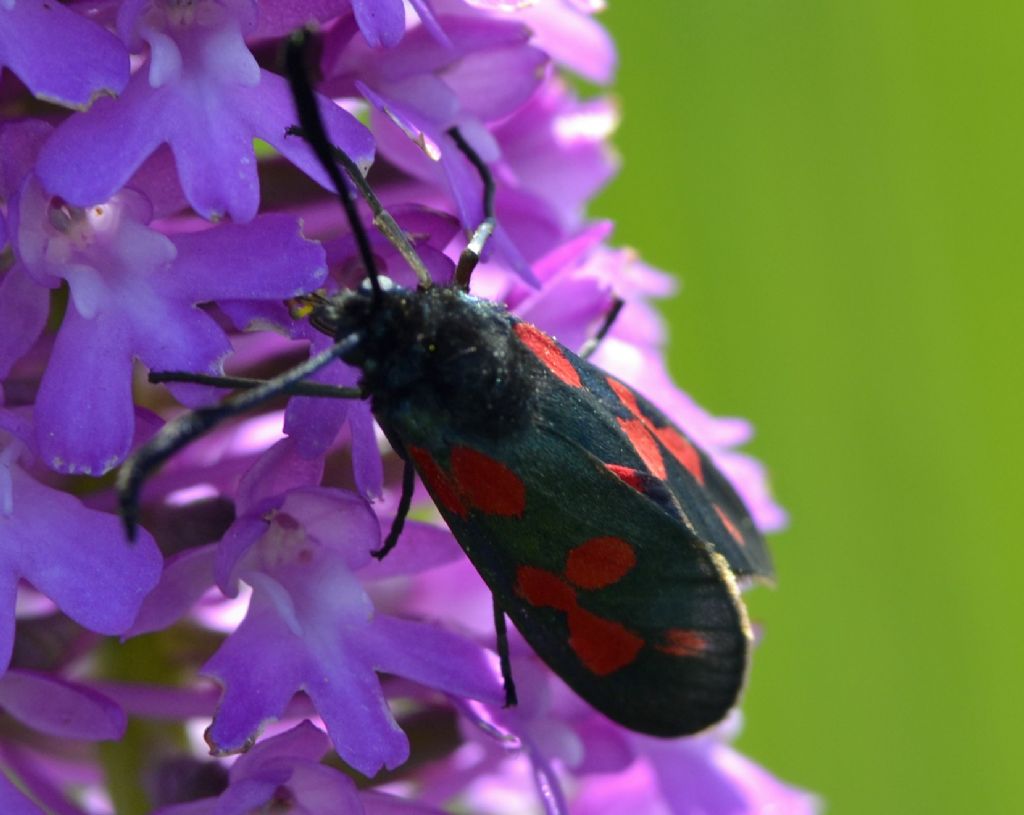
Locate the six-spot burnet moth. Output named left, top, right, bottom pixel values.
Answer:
left=118, top=29, right=775, bottom=738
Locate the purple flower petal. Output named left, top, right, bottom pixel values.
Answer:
left=37, top=67, right=373, bottom=222
left=203, top=502, right=499, bottom=777
left=230, top=719, right=329, bottom=772
left=34, top=309, right=134, bottom=474
left=0, top=0, right=129, bottom=110
left=128, top=544, right=217, bottom=637
left=361, top=789, right=450, bottom=815
left=493, top=77, right=619, bottom=230
left=0, top=264, right=49, bottom=380
left=235, top=438, right=324, bottom=513
left=202, top=582, right=309, bottom=751
left=442, top=43, right=548, bottom=122
left=0, top=670, right=125, bottom=740
left=359, top=615, right=503, bottom=705
left=640, top=730, right=822, bottom=815
left=353, top=0, right=407, bottom=48
left=348, top=399, right=384, bottom=498
left=277, top=487, right=379, bottom=570
left=247, top=70, right=376, bottom=202
left=214, top=515, right=269, bottom=595
left=0, top=120, right=50, bottom=200
left=251, top=0, right=347, bottom=39
left=0, top=461, right=162, bottom=672
left=161, top=215, right=327, bottom=302
left=35, top=79, right=168, bottom=211
left=407, top=0, right=452, bottom=48
left=282, top=353, right=358, bottom=460
left=17, top=163, right=325, bottom=473
left=358, top=521, right=463, bottom=580
left=515, top=0, right=616, bottom=83
left=0, top=771, right=44, bottom=815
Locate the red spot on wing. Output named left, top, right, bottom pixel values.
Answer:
left=516, top=565, right=576, bottom=612
left=567, top=607, right=644, bottom=675
left=608, top=376, right=711, bottom=491
left=657, top=629, right=709, bottom=658
left=607, top=377, right=642, bottom=417
left=565, top=536, right=637, bottom=590
left=514, top=322, right=583, bottom=388
left=450, top=446, right=526, bottom=517
left=605, top=463, right=646, bottom=492
left=618, top=417, right=666, bottom=479
left=714, top=504, right=745, bottom=546
left=408, top=446, right=468, bottom=518
left=654, top=426, right=705, bottom=485
left=517, top=549, right=645, bottom=675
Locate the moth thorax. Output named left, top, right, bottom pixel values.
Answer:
left=356, top=288, right=535, bottom=438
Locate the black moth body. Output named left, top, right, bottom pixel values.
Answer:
left=313, top=282, right=774, bottom=736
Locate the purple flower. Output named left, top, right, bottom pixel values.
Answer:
left=5, top=122, right=327, bottom=473
left=35, top=0, right=375, bottom=222
left=0, top=407, right=162, bottom=674
left=424, top=647, right=818, bottom=815
left=0, top=0, right=129, bottom=109
left=141, top=439, right=499, bottom=776
left=470, top=0, right=617, bottom=83
left=625, top=722, right=822, bottom=815
left=323, top=12, right=548, bottom=280
left=0, top=771, right=44, bottom=815
left=0, top=669, right=125, bottom=741
left=155, top=720, right=444, bottom=814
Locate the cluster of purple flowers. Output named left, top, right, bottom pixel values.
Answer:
left=0, top=1, right=816, bottom=812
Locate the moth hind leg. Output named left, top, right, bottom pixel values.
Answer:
left=493, top=596, right=518, bottom=708
left=373, top=454, right=416, bottom=560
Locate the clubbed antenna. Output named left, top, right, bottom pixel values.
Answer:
left=447, top=126, right=497, bottom=290
left=284, top=30, right=383, bottom=300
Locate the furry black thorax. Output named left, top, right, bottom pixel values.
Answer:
left=312, top=285, right=537, bottom=439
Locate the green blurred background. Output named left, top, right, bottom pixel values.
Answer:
left=598, top=2, right=1023, bottom=812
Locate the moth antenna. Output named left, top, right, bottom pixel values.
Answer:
left=284, top=30, right=383, bottom=300
left=579, top=297, right=625, bottom=360
left=447, top=127, right=496, bottom=291
left=118, top=335, right=362, bottom=542
left=318, top=139, right=434, bottom=290
left=147, top=371, right=363, bottom=399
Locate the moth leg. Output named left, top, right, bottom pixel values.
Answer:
left=447, top=127, right=497, bottom=291
left=149, top=371, right=363, bottom=399
left=373, top=454, right=416, bottom=560
left=118, top=336, right=359, bottom=541
left=579, top=297, right=625, bottom=360
left=493, top=596, right=519, bottom=708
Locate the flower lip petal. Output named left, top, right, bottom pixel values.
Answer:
left=0, top=0, right=130, bottom=109
left=0, top=670, right=126, bottom=741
